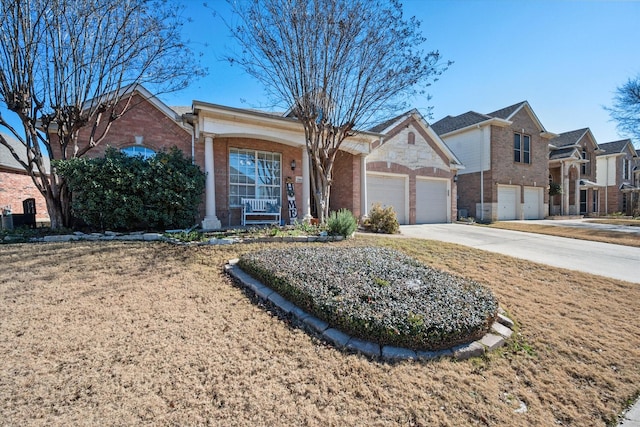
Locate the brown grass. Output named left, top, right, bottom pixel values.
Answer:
left=487, top=222, right=640, bottom=248
left=1, top=238, right=639, bottom=426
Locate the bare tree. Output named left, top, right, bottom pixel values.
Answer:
left=226, top=0, right=450, bottom=221
left=0, top=0, right=203, bottom=229
left=608, top=75, right=640, bottom=145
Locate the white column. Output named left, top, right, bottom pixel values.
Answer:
left=575, top=176, right=581, bottom=215
left=201, top=135, right=222, bottom=230
left=562, top=161, right=569, bottom=216
left=302, top=147, right=312, bottom=221
left=360, top=154, right=368, bottom=219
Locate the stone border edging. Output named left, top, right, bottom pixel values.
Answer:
left=5, top=231, right=347, bottom=245
left=225, top=258, right=515, bottom=361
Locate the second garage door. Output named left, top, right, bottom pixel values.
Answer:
left=497, top=185, right=518, bottom=220
left=416, top=178, right=448, bottom=223
left=367, top=174, right=407, bottom=224
left=523, top=186, right=543, bottom=219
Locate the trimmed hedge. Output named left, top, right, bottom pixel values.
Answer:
left=54, top=147, right=205, bottom=231
left=239, top=246, right=498, bottom=350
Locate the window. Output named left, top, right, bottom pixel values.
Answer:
left=122, top=146, right=155, bottom=159
left=408, top=131, right=415, bottom=145
left=229, top=148, right=281, bottom=207
left=581, top=149, right=589, bottom=175
left=514, top=133, right=530, bottom=164
left=623, top=158, right=631, bottom=180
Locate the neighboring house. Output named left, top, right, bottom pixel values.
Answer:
left=431, top=101, right=555, bottom=221
left=548, top=128, right=602, bottom=216
left=596, top=139, right=640, bottom=215
left=366, top=109, right=463, bottom=224
left=0, top=131, right=50, bottom=223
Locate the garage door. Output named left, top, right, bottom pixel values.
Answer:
left=523, top=187, right=543, bottom=219
left=497, top=185, right=518, bottom=220
left=416, top=178, right=448, bottom=223
left=367, top=174, right=407, bottom=224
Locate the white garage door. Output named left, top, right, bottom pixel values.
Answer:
left=367, top=174, right=407, bottom=224
left=523, top=187, right=543, bottom=219
left=416, top=178, right=448, bottom=223
left=497, top=185, right=518, bottom=220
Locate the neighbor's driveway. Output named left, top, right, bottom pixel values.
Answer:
left=400, top=223, right=640, bottom=284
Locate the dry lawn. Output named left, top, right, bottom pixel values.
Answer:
left=1, top=237, right=639, bottom=426
left=487, top=222, right=640, bottom=248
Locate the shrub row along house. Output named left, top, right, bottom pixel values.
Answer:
left=1, top=87, right=639, bottom=228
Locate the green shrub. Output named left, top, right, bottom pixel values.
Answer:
left=326, top=209, right=357, bottom=237
left=54, top=147, right=205, bottom=231
left=238, top=246, right=498, bottom=351
left=364, top=203, right=400, bottom=234
left=549, top=182, right=562, bottom=196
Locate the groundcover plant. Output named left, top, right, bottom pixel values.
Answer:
left=239, top=246, right=498, bottom=350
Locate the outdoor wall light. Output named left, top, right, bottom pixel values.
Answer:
left=453, top=174, right=458, bottom=182
left=291, top=160, right=296, bottom=171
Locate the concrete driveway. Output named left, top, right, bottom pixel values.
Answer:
left=400, top=223, right=640, bottom=284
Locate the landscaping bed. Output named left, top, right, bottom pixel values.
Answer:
left=238, top=246, right=498, bottom=350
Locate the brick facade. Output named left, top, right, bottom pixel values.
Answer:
left=211, top=137, right=307, bottom=226
left=53, top=93, right=194, bottom=165
left=331, top=151, right=362, bottom=219
left=0, top=169, right=48, bottom=221
left=489, top=109, right=549, bottom=199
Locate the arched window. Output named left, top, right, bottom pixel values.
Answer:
left=122, top=146, right=156, bottom=160
left=407, top=131, right=415, bottom=145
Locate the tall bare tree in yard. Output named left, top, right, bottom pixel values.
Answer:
left=0, top=0, right=202, bottom=229
left=608, top=75, right=640, bottom=145
left=227, top=0, right=449, bottom=222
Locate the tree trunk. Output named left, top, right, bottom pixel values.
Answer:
left=43, top=174, right=73, bottom=229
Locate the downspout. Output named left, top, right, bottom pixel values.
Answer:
left=182, top=112, right=196, bottom=165
left=605, top=157, right=609, bottom=215
left=479, top=124, right=484, bottom=222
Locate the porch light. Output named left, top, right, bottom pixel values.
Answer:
left=290, top=160, right=296, bottom=171
left=453, top=174, right=458, bottom=182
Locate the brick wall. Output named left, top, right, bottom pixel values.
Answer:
left=59, top=93, right=194, bottom=163
left=489, top=109, right=549, bottom=200
left=331, top=151, right=361, bottom=218
left=0, top=169, right=49, bottom=221
left=455, top=170, right=494, bottom=219
left=212, top=137, right=305, bottom=226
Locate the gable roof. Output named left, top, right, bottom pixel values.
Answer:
left=549, top=146, right=580, bottom=161
left=0, top=131, right=24, bottom=171
left=0, top=131, right=51, bottom=173
left=487, top=101, right=527, bottom=120
left=430, top=111, right=494, bottom=136
left=370, top=109, right=464, bottom=168
left=550, top=128, right=591, bottom=148
left=597, top=139, right=636, bottom=157
left=368, top=110, right=417, bottom=133
left=431, top=100, right=552, bottom=137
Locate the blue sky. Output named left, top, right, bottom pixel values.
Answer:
left=1, top=0, right=639, bottom=148
left=163, top=0, right=640, bottom=147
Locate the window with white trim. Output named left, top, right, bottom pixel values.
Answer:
left=514, top=133, right=531, bottom=164
left=229, top=148, right=281, bottom=207
left=623, top=158, right=631, bottom=180
left=122, top=146, right=156, bottom=159
left=581, top=149, right=590, bottom=175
